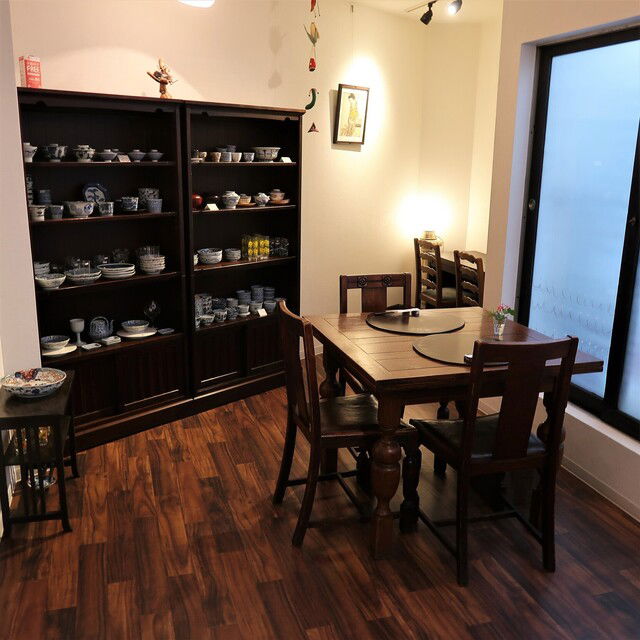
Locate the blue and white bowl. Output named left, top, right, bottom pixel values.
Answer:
left=40, top=335, right=70, bottom=351
left=1, top=368, right=66, bottom=399
left=121, top=320, right=149, bottom=334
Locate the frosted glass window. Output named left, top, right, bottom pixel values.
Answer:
left=527, top=40, right=640, bottom=397
left=619, top=255, right=640, bottom=420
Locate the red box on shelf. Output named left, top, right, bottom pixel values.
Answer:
left=19, top=55, right=42, bottom=88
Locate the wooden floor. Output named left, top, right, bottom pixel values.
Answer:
left=1, top=381, right=639, bottom=639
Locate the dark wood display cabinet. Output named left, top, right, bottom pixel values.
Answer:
left=184, top=102, right=303, bottom=406
left=17, top=88, right=303, bottom=449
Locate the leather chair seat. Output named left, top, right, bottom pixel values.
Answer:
left=319, top=394, right=415, bottom=441
left=410, top=414, right=546, bottom=461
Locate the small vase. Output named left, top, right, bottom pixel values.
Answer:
left=493, top=318, right=506, bottom=340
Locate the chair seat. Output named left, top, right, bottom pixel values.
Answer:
left=319, top=394, right=415, bottom=443
left=410, top=414, right=546, bottom=461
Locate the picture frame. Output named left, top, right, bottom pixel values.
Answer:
left=333, top=84, right=370, bottom=144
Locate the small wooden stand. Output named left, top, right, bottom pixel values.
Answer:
left=0, top=372, right=78, bottom=537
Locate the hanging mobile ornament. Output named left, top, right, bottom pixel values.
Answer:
left=311, top=0, right=320, bottom=18
left=305, top=88, right=318, bottom=111
left=308, top=122, right=319, bottom=133
left=304, top=22, right=319, bottom=71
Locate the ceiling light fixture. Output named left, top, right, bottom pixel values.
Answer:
left=179, top=0, right=215, bottom=8
left=447, top=0, right=462, bottom=15
left=420, top=2, right=436, bottom=25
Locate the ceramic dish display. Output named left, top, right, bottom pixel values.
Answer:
left=139, top=255, right=166, bottom=274
left=1, top=367, right=66, bottom=399
left=65, top=268, right=102, bottom=284
left=83, top=183, right=110, bottom=202
left=252, top=146, right=280, bottom=162
left=146, top=149, right=163, bottom=162
left=40, top=335, right=70, bottom=351
left=36, top=274, right=66, bottom=289
left=117, top=327, right=158, bottom=339
left=99, top=263, right=136, bottom=279
left=65, top=201, right=95, bottom=218
left=121, top=320, right=149, bottom=334
left=41, top=344, right=77, bottom=358
left=197, top=248, right=222, bottom=265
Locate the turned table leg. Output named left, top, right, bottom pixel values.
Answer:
left=371, top=396, right=403, bottom=558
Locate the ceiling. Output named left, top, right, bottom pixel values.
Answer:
left=357, top=0, right=502, bottom=24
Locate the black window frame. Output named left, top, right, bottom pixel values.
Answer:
left=518, top=27, right=640, bottom=442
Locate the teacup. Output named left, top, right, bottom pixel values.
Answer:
left=28, top=205, right=47, bottom=221
left=210, top=151, right=221, bottom=163
left=231, top=152, right=242, bottom=163
left=65, top=201, right=95, bottom=218
left=242, top=152, right=255, bottom=163
left=237, top=304, right=250, bottom=316
left=220, top=151, right=232, bottom=163
left=214, top=309, right=227, bottom=323
left=44, top=144, right=67, bottom=162
left=264, top=300, right=277, bottom=314
left=98, top=201, right=114, bottom=216
left=22, top=142, right=37, bottom=163
left=48, top=204, right=64, bottom=219
left=36, top=189, right=52, bottom=205
left=121, top=196, right=139, bottom=212
left=146, top=198, right=163, bottom=214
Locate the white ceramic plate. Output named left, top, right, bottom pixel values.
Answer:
left=117, top=328, right=157, bottom=339
left=102, top=272, right=135, bottom=280
left=41, top=344, right=77, bottom=357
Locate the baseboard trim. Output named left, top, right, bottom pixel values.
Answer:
left=561, top=456, right=640, bottom=522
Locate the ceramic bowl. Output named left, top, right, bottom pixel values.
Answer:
left=121, top=320, right=149, bottom=334
left=73, top=146, right=95, bottom=162
left=98, top=149, right=117, bottom=162
left=28, top=205, right=47, bottom=221
left=36, top=273, right=67, bottom=289
left=231, top=152, right=242, bottom=163
left=200, top=314, right=214, bottom=326
left=269, top=189, right=285, bottom=202
left=1, top=368, right=67, bottom=399
left=147, top=149, right=164, bottom=162
left=220, top=151, right=232, bottom=163
left=253, top=146, right=280, bottom=162
left=127, top=149, right=146, bottom=162
left=146, top=198, right=163, bottom=214
left=237, top=304, right=250, bottom=316
left=238, top=194, right=252, bottom=205
left=40, top=335, right=70, bottom=351
left=65, top=268, right=101, bottom=284
left=45, top=144, right=67, bottom=162
left=254, top=192, right=270, bottom=207
left=242, top=152, right=255, bottom=163
left=210, top=152, right=221, bottom=163
left=49, top=204, right=64, bottom=219
left=66, top=201, right=95, bottom=218
left=264, top=300, right=277, bottom=314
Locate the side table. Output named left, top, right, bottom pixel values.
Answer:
left=0, top=372, right=78, bottom=537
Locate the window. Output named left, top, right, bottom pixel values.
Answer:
left=519, top=29, right=640, bottom=440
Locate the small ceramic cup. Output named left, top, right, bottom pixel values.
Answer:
left=121, top=196, right=139, bottom=212
left=231, top=152, right=242, bottom=163
left=237, top=304, right=250, bottom=316
left=226, top=298, right=238, bottom=308
left=37, top=189, right=52, bottom=205
left=227, top=307, right=239, bottom=321
left=146, top=198, right=163, bottom=214
left=214, top=309, right=227, bottom=323
left=28, top=205, right=47, bottom=221
left=264, top=300, right=277, bottom=314
left=220, top=151, right=232, bottom=163
left=98, top=201, right=114, bottom=216
left=242, top=152, right=255, bottom=163
left=249, top=301, right=263, bottom=314
left=210, top=151, right=221, bottom=163
left=48, top=204, right=64, bottom=219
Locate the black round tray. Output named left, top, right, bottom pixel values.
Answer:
left=366, top=311, right=465, bottom=336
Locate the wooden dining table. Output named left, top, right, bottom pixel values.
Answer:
left=307, top=306, right=603, bottom=558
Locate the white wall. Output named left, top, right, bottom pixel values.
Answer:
left=486, top=0, right=640, bottom=520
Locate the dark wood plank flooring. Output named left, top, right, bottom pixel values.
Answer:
left=1, top=378, right=639, bottom=639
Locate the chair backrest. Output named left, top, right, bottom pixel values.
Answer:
left=461, top=337, right=578, bottom=464
left=454, top=250, right=485, bottom=307
left=278, top=301, right=321, bottom=444
left=414, top=238, right=444, bottom=308
left=339, top=273, right=412, bottom=314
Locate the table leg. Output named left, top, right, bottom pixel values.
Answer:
left=54, top=423, right=71, bottom=532
left=530, top=391, right=562, bottom=527
left=371, top=396, right=403, bottom=558
left=67, top=417, right=79, bottom=478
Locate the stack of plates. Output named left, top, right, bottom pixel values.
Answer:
left=99, top=263, right=136, bottom=279
left=224, top=248, right=241, bottom=262
left=198, top=248, right=222, bottom=265
left=34, top=261, right=50, bottom=277
left=65, top=268, right=102, bottom=285
left=139, top=255, right=166, bottom=274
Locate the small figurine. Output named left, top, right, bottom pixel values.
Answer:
left=147, top=58, right=177, bottom=99
left=308, top=122, right=319, bottom=133
left=305, top=88, right=318, bottom=111
left=304, top=22, right=319, bottom=72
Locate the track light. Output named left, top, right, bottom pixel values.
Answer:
left=420, top=1, right=435, bottom=25
left=447, top=0, right=462, bottom=15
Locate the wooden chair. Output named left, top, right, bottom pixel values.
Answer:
left=273, top=301, right=421, bottom=546
left=338, top=272, right=412, bottom=395
left=339, top=273, right=412, bottom=314
left=409, top=336, right=578, bottom=585
left=414, top=239, right=456, bottom=308
left=454, top=250, right=485, bottom=307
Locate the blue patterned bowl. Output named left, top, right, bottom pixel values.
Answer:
left=1, top=368, right=66, bottom=399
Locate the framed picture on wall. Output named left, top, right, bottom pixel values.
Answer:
left=333, top=84, right=370, bottom=144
